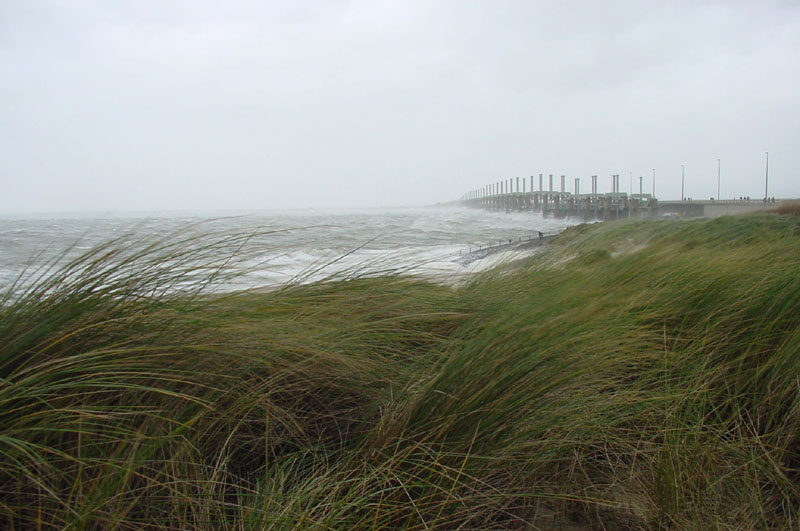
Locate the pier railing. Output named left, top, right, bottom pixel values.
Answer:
left=455, top=230, right=562, bottom=265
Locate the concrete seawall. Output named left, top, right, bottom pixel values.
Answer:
left=658, top=200, right=782, bottom=218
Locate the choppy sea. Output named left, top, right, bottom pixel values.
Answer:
left=0, top=206, right=579, bottom=293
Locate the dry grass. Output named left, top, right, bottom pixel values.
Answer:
left=774, top=200, right=800, bottom=217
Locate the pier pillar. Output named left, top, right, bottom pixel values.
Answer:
left=539, top=174, right=543, bottom=192
left=592, top=175, right=597, bottom=195
left=560, top=175, right=565, bottom=193
left=549, top=174, right=553, bottom=193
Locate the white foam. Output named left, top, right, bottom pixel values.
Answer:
left=0, top=207, right=579, bottom=295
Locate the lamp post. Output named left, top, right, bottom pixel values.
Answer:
left=681, top=164, right=685, bottom=201
left=765, top=151, right=769, bottom=201
left=717, top=158, right=720, bottom=201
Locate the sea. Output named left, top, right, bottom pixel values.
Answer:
left=0, top=206, right=579, bottom=294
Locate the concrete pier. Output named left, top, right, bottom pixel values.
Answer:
left=459, top=174, right=790, bottom=219
left=462, top=175, right=658, bottom=220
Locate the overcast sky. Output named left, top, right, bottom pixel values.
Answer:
left=1, top=1, right=798, bottom=213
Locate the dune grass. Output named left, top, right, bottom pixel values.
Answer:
left=1, top=213, right=798, bottom=529
left=774, top=200, right=800, bottom=217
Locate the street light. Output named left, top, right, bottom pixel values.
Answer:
left=717, top=158, right=720, bottom=201
left=681, top=164, right=685, bottom=201
left=765, top=151, right=769, bottom=201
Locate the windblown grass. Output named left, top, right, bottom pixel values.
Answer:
left=1, top=214, right=798, bottom=528
left=774, top=200, right=800, bottom=217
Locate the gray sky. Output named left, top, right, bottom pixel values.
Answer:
left=2, top=0, right=798, bottom=213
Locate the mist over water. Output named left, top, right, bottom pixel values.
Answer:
left=0, top=206, right=579, bottom=292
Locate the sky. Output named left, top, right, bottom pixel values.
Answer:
left=1, top=0, right=799, bottom=214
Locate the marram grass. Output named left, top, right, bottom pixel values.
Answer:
left=1, top=214, right=798, bottom=529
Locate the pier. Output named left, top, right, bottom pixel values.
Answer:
left=460, top=174, right=787, bottom=219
